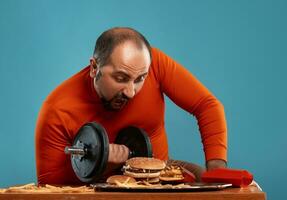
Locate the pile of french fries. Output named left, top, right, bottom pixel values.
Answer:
left=0, top=183, right=93, bottom=193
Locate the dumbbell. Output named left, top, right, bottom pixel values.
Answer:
left=64, top=122, right=152, bottom=183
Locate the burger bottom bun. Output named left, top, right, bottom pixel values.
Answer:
left=159, top=176, right=184, bottom=181
left=106, top=175, right=137, bottom=184
left=137, top=177, right=160, bottom=184
left=124, top=171, right=160, bottom=178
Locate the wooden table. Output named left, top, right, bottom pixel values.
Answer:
left=0, top=184, right=266, bottom=200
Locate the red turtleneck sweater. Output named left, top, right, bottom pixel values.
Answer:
left=35, top=47, right=227, bottom=184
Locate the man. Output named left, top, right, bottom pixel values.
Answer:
left=35, top=27, right=227, bottom=184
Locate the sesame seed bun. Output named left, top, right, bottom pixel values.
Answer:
left=125, top=157, right=166, bottom=170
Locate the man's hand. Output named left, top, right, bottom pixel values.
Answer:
left=108, top=144, right=130, bottom=164
left=206, top=159, right=227, bottom=171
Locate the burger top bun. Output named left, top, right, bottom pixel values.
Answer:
left=106, top=175, right=137, bottom=184
left=125, top=157, right=166, bottom=170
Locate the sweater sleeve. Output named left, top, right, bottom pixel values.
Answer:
left=35, top=101, right=81, bottom=184
left=152, top=48, right=227, bottom=162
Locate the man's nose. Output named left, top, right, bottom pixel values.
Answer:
left=123, top=82, right=136, bottom=99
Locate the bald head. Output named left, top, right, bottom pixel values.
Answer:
left=93, top=27, right=152, bottom=67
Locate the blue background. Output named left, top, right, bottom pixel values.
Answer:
left=0, top=0, right=286, bottom=199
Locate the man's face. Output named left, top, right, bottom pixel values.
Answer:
left=90, top=41, right=151, bottom=111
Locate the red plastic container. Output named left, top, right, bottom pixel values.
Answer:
left=201, top=168, right=253, bottom=187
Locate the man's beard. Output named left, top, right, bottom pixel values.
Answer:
left=101, top=92, right=130, bottom=111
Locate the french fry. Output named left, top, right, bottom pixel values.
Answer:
left=2, top=183, right=93, bottom=193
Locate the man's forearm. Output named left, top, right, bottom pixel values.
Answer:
left=206, top=159, right=227, bottom=171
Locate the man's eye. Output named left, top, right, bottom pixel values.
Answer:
left=134, top=76, right=145, bottom=83
left=115, top=76, right=128, bottom=83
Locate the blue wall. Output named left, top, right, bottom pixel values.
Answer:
left=0, top=0, right=286, bottom=199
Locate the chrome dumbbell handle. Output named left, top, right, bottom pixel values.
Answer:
left=65, top=140, right=87, bottom=156
left=64, top=146, right=86, bottom=156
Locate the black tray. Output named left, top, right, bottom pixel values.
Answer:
left=92, top=182, right=232, bottom=192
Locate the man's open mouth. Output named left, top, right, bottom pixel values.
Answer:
left=113, top=98, right=128, bottom=108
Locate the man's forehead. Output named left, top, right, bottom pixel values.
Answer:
left=108, top=42, right=151, bottom=76
left=112, top=64, right=149, bottom=77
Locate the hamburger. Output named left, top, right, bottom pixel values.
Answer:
left=123, top=157, right=166, bottom=184
left=159, top=165, right=184, bottom=182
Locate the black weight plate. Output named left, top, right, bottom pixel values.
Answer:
left=88, top=122, right=109, bottom=182
left=115, top=126, right=152, bottom=158
left=71, top=122, right=109, bottom=183
left=71, top=124, right=100, bottom=179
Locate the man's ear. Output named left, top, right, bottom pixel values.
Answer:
left=89, top=57, right=97, bottom=78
